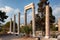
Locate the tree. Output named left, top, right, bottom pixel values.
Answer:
left=0, top=11, right=8, bottom=33
left=0, top=11, right=8, bottom=23
left=37, top=0, right=55, bottom=33
left=35, top=14, right=41, bottom=31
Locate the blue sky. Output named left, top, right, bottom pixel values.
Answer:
left=0, top=0, right=60, bottom=24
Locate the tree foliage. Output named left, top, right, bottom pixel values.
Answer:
left=0, top=11, right=8, bottom=23
left=20, top=26, right=32, bottom=36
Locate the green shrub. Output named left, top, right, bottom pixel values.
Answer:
left=20, top=26, right=32, bottom=36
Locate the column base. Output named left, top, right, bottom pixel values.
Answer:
left=17, top=32, right=20, bottom=34
left=11, top=32, right=14, bottom=34
left=33, top=34, right=35, bottom=37
left=45, top=36, right=49, bottom=38
left=7, top=31, right=11, bottom=33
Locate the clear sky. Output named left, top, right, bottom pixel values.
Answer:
left=0, top=0, right=60, bottom=24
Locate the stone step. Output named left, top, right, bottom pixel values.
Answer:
left=41, top=38, right=57, bottom=40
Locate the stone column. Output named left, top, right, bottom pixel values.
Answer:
left=13, top=14, right=16, bottom=34
left=24, top=10, right=27, bottom=26
left=10, top=18, right=12, bottom=33
left=32, top=4, right=35, bottom=37
left=18, top=12, right=20, bottom=34
left=58, top=18, right=60, bottom=33
left=45, top=5, right=50, bottom=38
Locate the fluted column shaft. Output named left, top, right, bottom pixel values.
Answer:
left=10, top=18, right=12, bottom=33
left=45, top=5, right=50, bottom=38
left=13, top=14, right=16, bottom=34
left=58, top=18, right=60, bottom=33
left=18, top=13, right=20, bottom=34
left=32, top=5, right=35, bottom=37
left=24, top=10, right=27, bottom=26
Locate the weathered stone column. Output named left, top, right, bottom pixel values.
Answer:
left=45, top=5, right=50, bottom=38
left=10, top=18, right=12, bottom=33
left=24, top=10, right=27, bottom=26
left=13, top=14, right=16, bottom=34
left=18, top=12, right=20, bottom=34
left=32, top=4, right=35, bottom=37
left=58, top=18, right=60, bottom=33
